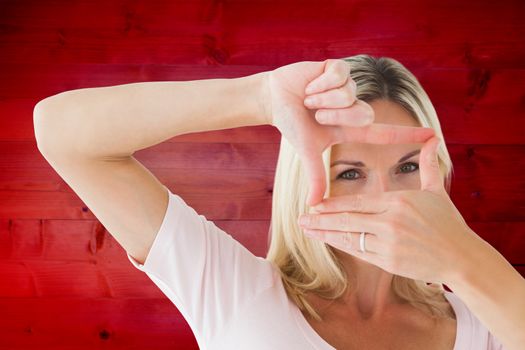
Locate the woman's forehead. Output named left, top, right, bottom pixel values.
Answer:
left=329, top=100, right=424, bottom=160
left=367, top=99, right=420, bottom=127
left=330, top=142, right=422, bottom=161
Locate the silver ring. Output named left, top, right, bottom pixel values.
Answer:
left=360, top=232, right=367, bottom=253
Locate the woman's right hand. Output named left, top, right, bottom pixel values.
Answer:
left=262, top=59, right=436, bottom=206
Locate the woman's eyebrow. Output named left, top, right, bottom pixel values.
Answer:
left=330, top=149, right=421, bottom=168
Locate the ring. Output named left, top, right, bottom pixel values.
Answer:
left=360, top=232, right=367, bottom=253
left=342, top=231, right=352, bottom=248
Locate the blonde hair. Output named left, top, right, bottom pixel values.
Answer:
left=265, top=54, right=455, bottom=322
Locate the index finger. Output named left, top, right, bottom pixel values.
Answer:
left=333, top=123, right=435, bottom=145
left=312, top=192, right=388, bottom=213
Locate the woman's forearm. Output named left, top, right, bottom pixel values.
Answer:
left=448, top=229, right=525, bottom=350
left=34, top=71, right=271, bottom=158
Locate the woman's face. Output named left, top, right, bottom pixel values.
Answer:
left=329, top=99, right=424, bottom=196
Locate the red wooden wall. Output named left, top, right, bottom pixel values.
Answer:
left=1, top=0, right=524, bottom=349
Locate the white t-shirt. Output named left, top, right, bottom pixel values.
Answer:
left=127, top=186, right=505, bottom=349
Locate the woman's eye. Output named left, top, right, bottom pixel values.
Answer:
left=398, top=162, right=419, bottom=174
left=336, top=162, right=419, bottom=181
left=336, top=169, right=362, bottom=180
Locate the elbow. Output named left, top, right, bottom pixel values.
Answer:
left=33, top=98, right=55, bottom=155
left=33, top=92, right=76, bottom=156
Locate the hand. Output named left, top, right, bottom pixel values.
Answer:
left=263, top=58, right=436, bottom=206
left=297, top=135, right=480, bottom=285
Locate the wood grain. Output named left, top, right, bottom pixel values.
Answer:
left=1, top=0, right=523, bottom=347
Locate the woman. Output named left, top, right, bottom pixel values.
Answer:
left=34, top=55, right=523, bottom=349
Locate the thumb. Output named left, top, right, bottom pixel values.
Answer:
left=420, top=136, right=444, bottom=193
left=300, top=152, right=328, bottom=207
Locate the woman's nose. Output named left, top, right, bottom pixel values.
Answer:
left=368, top=173, right=394, bottom=193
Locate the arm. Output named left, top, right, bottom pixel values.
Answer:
left=33, top=71, right=271, bottom=264
left=34, top=71, right=271, bottom=158
left=447, top=229, right=525, bottom=350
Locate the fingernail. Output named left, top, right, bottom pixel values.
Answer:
left=316, top=113, right=328, bottom=123
left=362, top=110, right=374, bottom=124
left=353, top=115, right=370, bottom=127
left=359, top=115, right=373, bottom=126
left=312, top=203, right=324, bottom=211
left=298, top=215, right=309, bottom=226
left=304, top=96, right=315, bottom=105
left=305, top=84, right=316, bottom=94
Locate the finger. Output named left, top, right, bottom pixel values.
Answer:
left=304, top=78, right=357, bottom=109
left=419, top=135, right=445, bottom=193
left=299, top=211, right=385, bottom=234
left=311, top=192, right=389, bottom=213
left=299, top=150, right=328, bottom=206
left=333, top=123, right=436, bottom=145
left=305, top=59, right=351, bottom=95
left=314, top=99, right=374, bottom=127
left=304, top=229, right=383, bottom=261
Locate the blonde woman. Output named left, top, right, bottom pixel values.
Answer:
left=33, top=55, right=524, bottom=349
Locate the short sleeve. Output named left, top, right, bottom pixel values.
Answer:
left=488, top=332, right=505, bottom=350
left=126, top=186, right=274, bottom=343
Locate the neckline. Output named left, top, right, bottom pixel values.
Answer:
left=443, top=291, right=467, bottom=350
left=291, top=290, right=464, bottom=350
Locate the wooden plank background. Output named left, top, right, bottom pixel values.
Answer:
left=1, top=0, right=524, bottom=348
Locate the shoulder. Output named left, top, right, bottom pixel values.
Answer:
left=444, top=291, right=505, bottom=349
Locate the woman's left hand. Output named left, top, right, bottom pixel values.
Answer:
left=298, top=135, right=482, bottom=285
